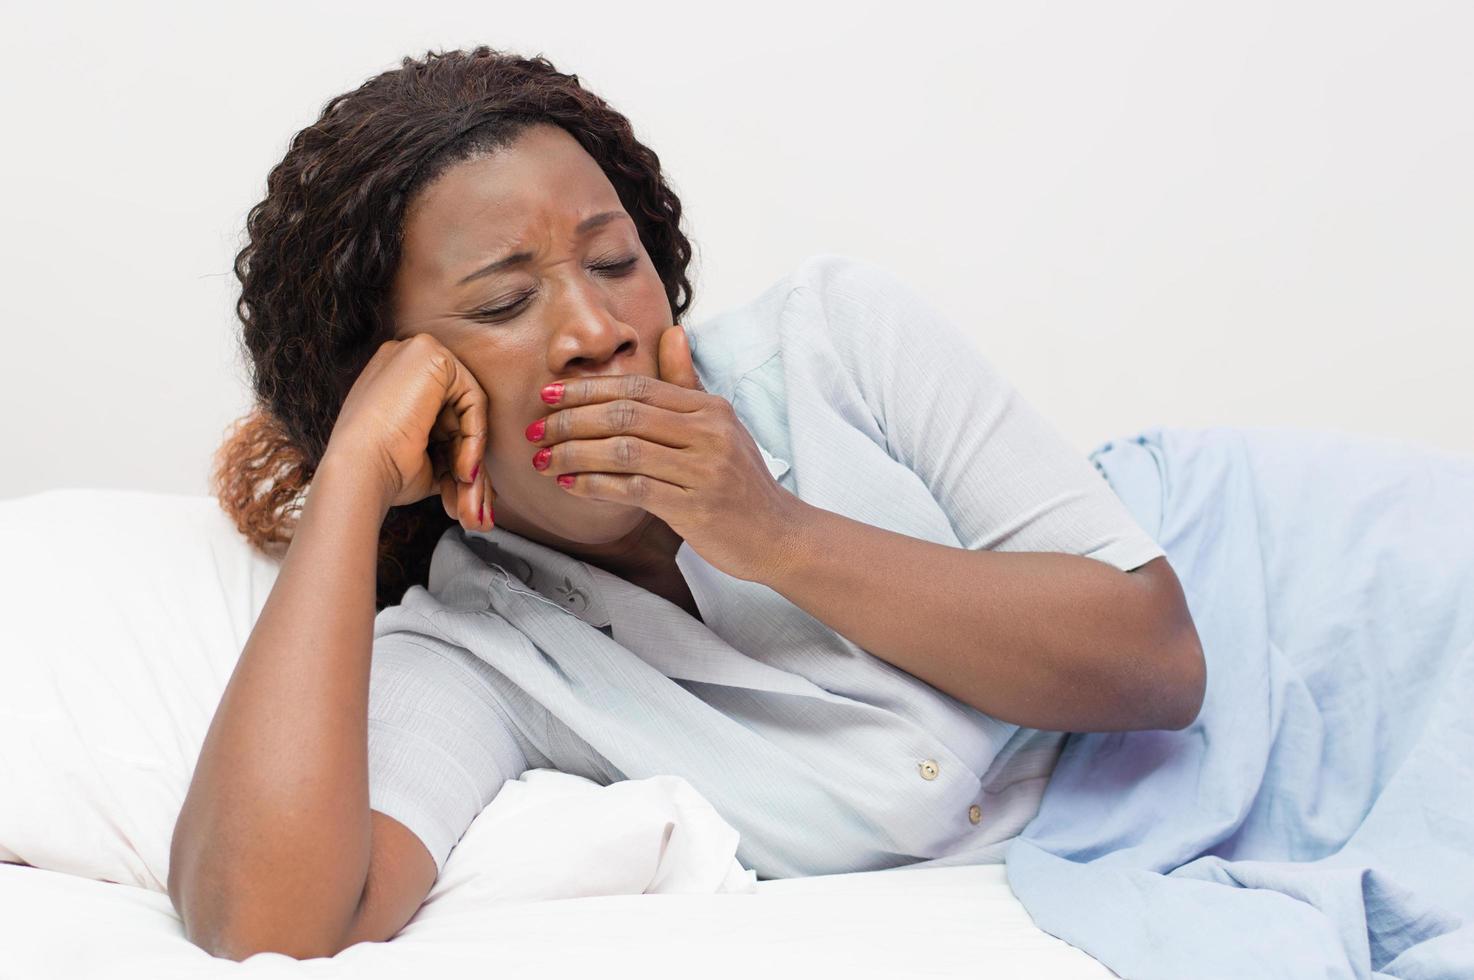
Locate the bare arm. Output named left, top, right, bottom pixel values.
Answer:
left=168, top=454, right=392, bottom=959
left=169, top=334, right=492, bottom=959
left=760, top=497, right=1205, bottom=732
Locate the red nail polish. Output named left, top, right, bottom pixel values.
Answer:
left=525, top=418, right=546, bottom=441
left=557, top=474, right=575, bottom=488
left=541, top=382, right=564, bottom=404
left=533, top=448, right=552, bottom=470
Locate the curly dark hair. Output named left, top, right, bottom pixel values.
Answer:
left=212, top=45, right=696, bottom=612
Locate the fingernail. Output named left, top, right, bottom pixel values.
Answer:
left=540, top=382, right=564, bottom=404
left=525, top=418, right=545, bottom=442
left=533, top=447, right=552, bottom=471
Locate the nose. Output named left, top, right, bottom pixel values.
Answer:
left=548, top=280, right=640, bottom=374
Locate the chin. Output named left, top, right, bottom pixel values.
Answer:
left=544, top=490, right=650, bottom=532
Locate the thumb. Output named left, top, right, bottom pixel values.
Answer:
left=658, top=324, right=706, bottom=392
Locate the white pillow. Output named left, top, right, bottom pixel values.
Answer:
left=0, top=488, right=281, bottom=890
left=0, top=488, right=755, bottom=899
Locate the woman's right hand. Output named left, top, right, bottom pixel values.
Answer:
left=323, top=333, right=495, bottom=528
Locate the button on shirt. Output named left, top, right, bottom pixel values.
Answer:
left=365, top=253, right=1168, bottom=881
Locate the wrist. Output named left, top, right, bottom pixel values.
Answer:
left=750, top=492, right=816, bottom=588
left=310, top=451, right=395, bottom=523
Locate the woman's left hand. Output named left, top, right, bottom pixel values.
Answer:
left=525, top=325, right=797, bottom=583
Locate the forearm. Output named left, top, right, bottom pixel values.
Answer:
left=759, top=496, right=1190, bottom=732
left=169, top=455, right=389, bottom=959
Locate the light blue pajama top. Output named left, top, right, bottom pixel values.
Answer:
left=365, top=252, right=1168, bottom=880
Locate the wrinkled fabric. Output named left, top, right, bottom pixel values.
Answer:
left=365, top=252, right=1169, bottom=878
left=1008, top=425, right=1474, bottom=979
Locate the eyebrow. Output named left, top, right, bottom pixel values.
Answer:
left=455, top=210, right=631, bottom=286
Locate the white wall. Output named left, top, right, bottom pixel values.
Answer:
left=2, top=0, right=1470, bottom=501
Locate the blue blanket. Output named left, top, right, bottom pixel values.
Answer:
left=1007, top=425, right=1474, bottom=980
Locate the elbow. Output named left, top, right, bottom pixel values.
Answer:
left=170, top=866, right=356, bottom=960
left=1120, top=556, right=1205, bottom=731
left=1109, top=626, right=1205, bottom=732
left=217, top=941, right=346, bottom=964
left=169, top=832, right=361, bottom=962
left=188, top=923, right=349, bottom=963
left=1156, top=629, right=1206, bottom=731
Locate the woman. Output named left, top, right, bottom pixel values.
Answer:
left=168, top=46, right=1204, bottom=960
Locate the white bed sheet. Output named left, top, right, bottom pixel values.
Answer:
left=0, top=489, right=1115, bottom=978
left=0, top=860, right=1113, bottom=979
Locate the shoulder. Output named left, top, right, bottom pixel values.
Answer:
left=773, top=252, right=919, bottom=329
left=785, top=251, right=903, bottom=297
left=777, top=253, right=949, bottom=385
left=781, top=253, right=939, bottom=360
left=686, top=253, right=916, bottom=391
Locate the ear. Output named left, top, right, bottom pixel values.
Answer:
left=658, top=324, right=707, bottom=393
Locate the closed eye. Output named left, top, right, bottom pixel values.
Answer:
left=468, top=256, right=640, bottom=321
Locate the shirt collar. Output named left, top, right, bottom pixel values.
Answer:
left=442, top=436, right=789, bottom=631
left=458, top=524, right=617, bottom=631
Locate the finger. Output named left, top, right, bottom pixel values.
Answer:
left=556, top=470, right=679, bottom=514
left=535, top=400, right=692, bottom=456
left=426, top=405, right=460, bottom=488
left=458, top=464, right=479, bottom=528
left=539, top=370, right=705, bottom=416
left=399, top=451, right=437, bottom=507
left=657, top=324, right=705, bottom=393
left=445, top=363, right=489, bottom=485
left=430, top=400, right=459, bottom=442
left=468, top=468, right=494, bottom=528
left=439, top=471, right=459, bottom=522
left=539, top=437, right=693, bottom=489
left=428, top=438, right=451, bottom=483
left=452, top=439, right=494, bottom=529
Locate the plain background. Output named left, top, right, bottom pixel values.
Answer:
left=1, top=0, right=1470, bottom=501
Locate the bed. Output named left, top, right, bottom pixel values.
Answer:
left=0, top=860, right=1111, bottom=977
left=0, top=487, right=1113, bottom=978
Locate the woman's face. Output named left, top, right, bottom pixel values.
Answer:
left=389, top=122, right=677, bottom=555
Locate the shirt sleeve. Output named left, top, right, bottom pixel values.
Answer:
left=798, top=253, right=1166, bottom=573
left=367, top=605, right=529, bottom=876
